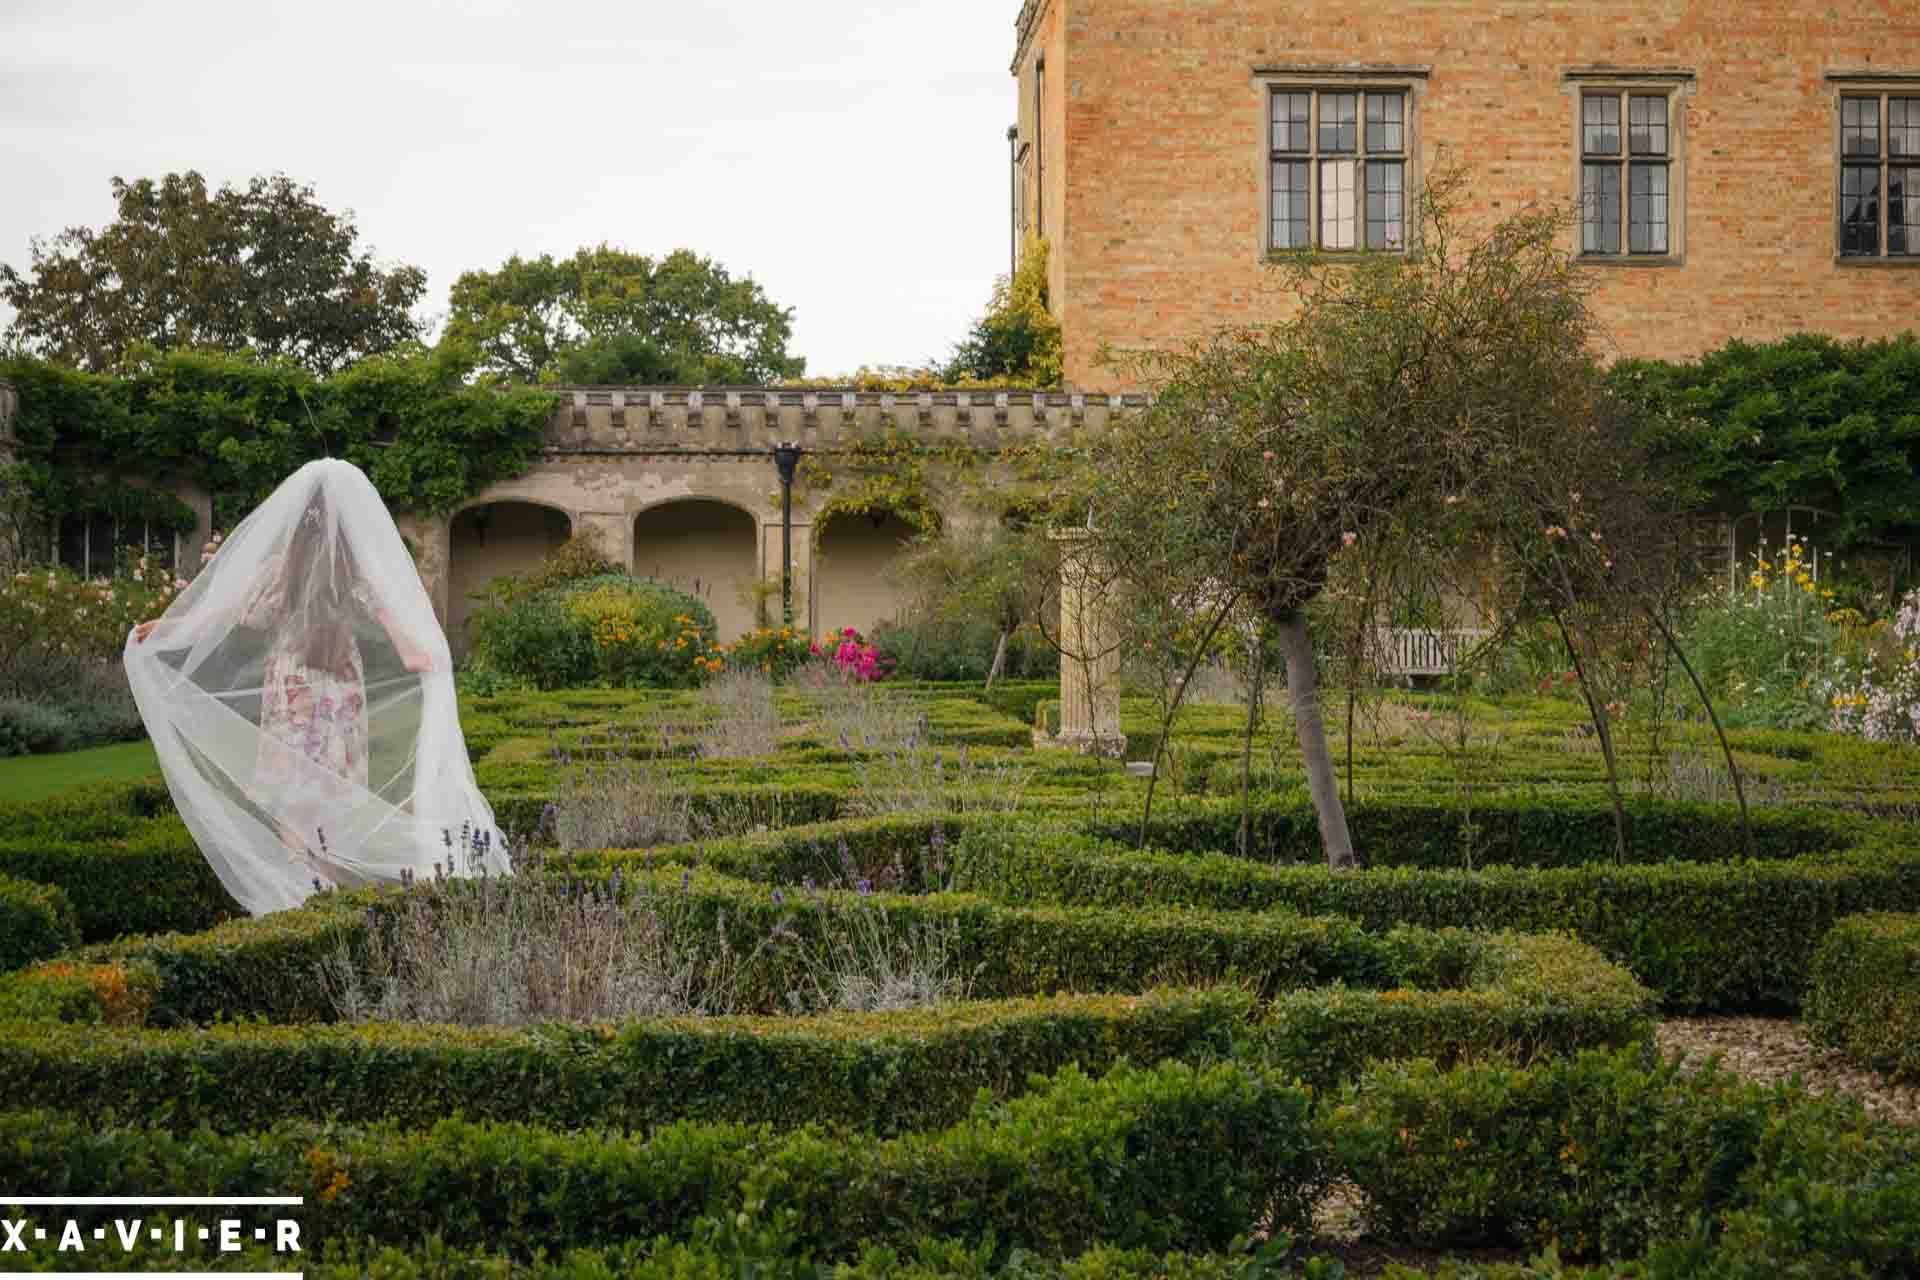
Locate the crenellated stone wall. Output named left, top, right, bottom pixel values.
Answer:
left=409, top=386, right=1145, bottom=652
left=544, top=386, right=1147, bottom=450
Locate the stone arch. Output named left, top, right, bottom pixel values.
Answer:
left=446, top=500, right=573, bottom=655
left=811, top=506, right=929, bottom=639
left=631, top=497, right=763, bottom=642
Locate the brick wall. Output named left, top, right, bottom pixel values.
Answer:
left=1023, top=0, right=1920, bottom=389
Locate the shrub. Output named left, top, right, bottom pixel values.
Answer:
left=719, top=624, right=818, bottom=679
left=467, top=594, right=600, bottom=689
left=0, top=696, right=75, bottom=756
left=0, top=873, right=79, bottom=972
left=468, top=573, right=719, bottom=690
left=0, top=959, right=156, bottom=1024
left=564, top=576, right=720, bottom=687
left=956, top=824, right=1920, bottom=1012
left=1081, top=793, right=1863, bottom=870
left=1329, top=1046, right=1920, bottom=1270
left=874, top=619, right=1060, bottom=683
left=0, top=988, right=1253, bottom=1135
left=0, top=823, right=237, bottom=942
left=1804, top=912, right=1920, bottom=1082
left=0, top=1060, right=1319, bottom=1262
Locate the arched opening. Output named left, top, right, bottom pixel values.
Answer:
left=813, top=508, right=923, bottom=639
left=447, top=501, right=572, bottom=655
left=632, top=499, right=761, bottom=642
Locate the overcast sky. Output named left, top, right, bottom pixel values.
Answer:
left=0, top=0, right=1019, bottom=378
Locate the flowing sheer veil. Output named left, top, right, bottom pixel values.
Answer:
left=124, top=458, right=509, bottom=915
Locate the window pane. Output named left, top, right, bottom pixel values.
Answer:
left=1583, top=94, right=1621, bottom=155
left=1841, top=164, right=1880, bottom=255
left=1582, top=163, right=1621, bottom=254
left=1272, top=91, right=1311, bottom=153
left=1365, top=161, right=1405, bottom=249
left=1891, top=98, right=1920, bottom=158
left=1321, top=158, right=1357, bottom=249
left=1629, top=95, right=1669, bottom=156
left=1320, top=92, right=1357, bottom=153
left=1893, top=166, right=1918, bottom=255
left=1629, top=163, right=1669, bottom=254
left=1272, top=160, right=1310, bottom=248
left=1366, top=93, right=1405, bottom=153
left=1842, top=96, right=1880, bottom=157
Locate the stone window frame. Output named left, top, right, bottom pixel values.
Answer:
left=1561, top=68, right=1695, bottom=268
left=1827, top=71, right=1920, bottom=267
left=1252, top=65, right=1431, bottom=262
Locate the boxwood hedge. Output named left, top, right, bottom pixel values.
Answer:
left=0, top=1059, right=1321, bottom=1262
left=0, top=871, right=78, bottom=972
left=954, top=826, right=1920, bottom=1013
left=1804, top=911, right=1920, bottom=1082
left=0, top=924, right=1648, bottom=1130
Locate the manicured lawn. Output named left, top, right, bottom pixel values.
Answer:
left=0, top=739, right=159, bottom=803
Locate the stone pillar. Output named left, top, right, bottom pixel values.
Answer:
left=392, top=511, right=452, bottom=624
left=1047, top=529, right=1126, bottom=756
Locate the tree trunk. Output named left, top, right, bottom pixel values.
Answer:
left=1238, top=631, right=1268, bottom=857
left=1275, top=608, right=1357, bottom=870
left=985, top=628, right=1010, bottom=692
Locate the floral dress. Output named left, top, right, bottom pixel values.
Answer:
left=239, top=556, right=376, bottom=876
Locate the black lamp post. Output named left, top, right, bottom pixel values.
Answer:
left=771, top=441, right=804, bottom=627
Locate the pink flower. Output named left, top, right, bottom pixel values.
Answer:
left=1341, top=532, right=1357, bottom=548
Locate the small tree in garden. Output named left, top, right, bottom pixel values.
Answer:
left=1077, top=174, right=1632, bottom=869
left=890, top=519, right=1059, bottom=691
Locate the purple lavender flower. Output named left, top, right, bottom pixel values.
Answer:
left=857, top=878, right=872, bottom=896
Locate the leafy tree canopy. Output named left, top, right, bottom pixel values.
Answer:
left=444, top=245, right=804, bottom=386
left=1612, top=333, right=1920, bottom=552
left=0, top=172, right=427, bottom=376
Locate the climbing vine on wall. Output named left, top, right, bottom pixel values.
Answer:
left=780, top=426, right=1083, bottom=537
left=1, top=346, right=559, bottom=530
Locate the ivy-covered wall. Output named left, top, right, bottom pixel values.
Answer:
left=1, top=349, right=559, bottom=535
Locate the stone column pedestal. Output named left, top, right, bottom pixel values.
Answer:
left=1044, top=529, right=1126, bottom=757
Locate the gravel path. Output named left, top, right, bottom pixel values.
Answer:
left=1655, top=1016, right=1920, bottom=1126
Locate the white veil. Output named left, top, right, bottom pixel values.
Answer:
left=124, top=458, right=510, bottom=915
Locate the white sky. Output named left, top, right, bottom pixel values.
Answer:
left=0, top=0, right=1020, bottom=378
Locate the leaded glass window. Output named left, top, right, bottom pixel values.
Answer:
left=1270, top=87, right=1408, bottom=253
left=1841, top=94, right=1920, bottom=257
left=1582, top=90, right=1672, bottom=256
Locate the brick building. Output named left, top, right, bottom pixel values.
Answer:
left=1009, top=0, right=1920, bottom=390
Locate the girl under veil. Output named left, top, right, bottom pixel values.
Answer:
left=126, top=458, right=509, bottom=915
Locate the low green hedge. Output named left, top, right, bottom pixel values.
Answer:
left=0, top=872, right=78, bottom=972
left=1330, top=1046, right=1920, bottom=1272
left=1805, top=912, right=1920, bottom=1082
left=0, top=1059, right=1321, bottom=1262
left=959, top=828, right=1920, bottom=1013
left=0, top=822, right=236, bottom=942
left=0, top=988, right=1251, bottom=1135
left=1084, top=794, right=1865, bottom=870
left=0, top=932, right=1648, bottom=1129
left=490, top=782, right=849, bottom=840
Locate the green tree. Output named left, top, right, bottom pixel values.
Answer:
left=1612, top=333, right=1920, bottom=558
left=1079, top=179, right=1615, bottom=869
left=0, top=172, right=426, bottom=376
left=444, top=245, right=804, bottom=385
